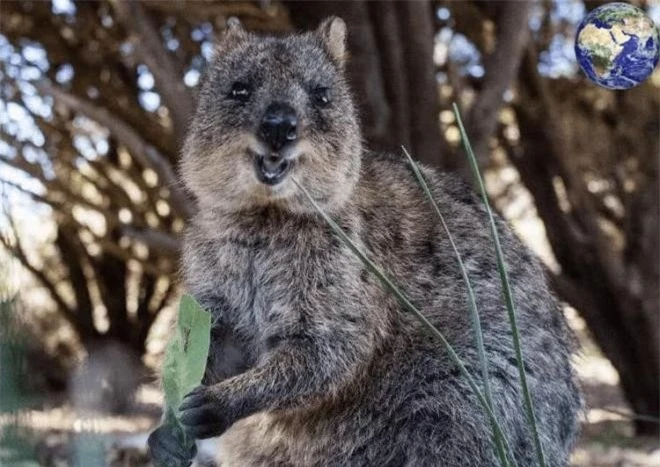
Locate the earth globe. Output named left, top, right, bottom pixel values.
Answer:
left=575, top=2, right=659, bottom=90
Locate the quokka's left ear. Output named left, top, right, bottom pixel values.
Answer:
left=316, top=16, right=347, bottom=67
left=216, top=16, right=248, bottom=55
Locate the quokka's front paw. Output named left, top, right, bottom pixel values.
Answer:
left=179, top=385, right=235, bottom=439
left=148, top=423, right=197, bottom=467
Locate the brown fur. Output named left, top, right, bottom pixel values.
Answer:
left=170, top=17, right=582, bottom=467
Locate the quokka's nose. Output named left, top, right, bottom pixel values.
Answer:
left=259, top=102, right=298, bottom=151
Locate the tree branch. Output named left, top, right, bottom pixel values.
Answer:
left=54, top=225, right=97, bottom=338
left=395, top=0, right=446, bottom=167
left=0, top=179, right=50, bottom=206
left=143, top=0, right=290, bottom=32
left=368, top=1, right=410, bottom=151
left=466, top=0, right=531, bottom=164
left=110, top=0, right=193, bottom=141
left=36, top=81, right=195, bottom=219
left=0, top=211, right=82, bottom=333
left=0, top=152, right=110, bottom=215
left=121, top=226, right=180, bottom=258
left=136, top=273, right=157, bottom=351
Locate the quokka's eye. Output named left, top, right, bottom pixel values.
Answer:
left=312, top=86, right=330, bottom=107
left=229, top=82, right=251, bottom=102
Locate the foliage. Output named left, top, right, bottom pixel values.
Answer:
left=159, top=295, right=211, bottom=460
left=0, top=298, right=40, bottom=465
left=0, top=297, right=25, bottom=412
left=0, top=426, right=40, bottom=467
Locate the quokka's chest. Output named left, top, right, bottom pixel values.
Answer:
left=206, top=234, right=352, bottom=326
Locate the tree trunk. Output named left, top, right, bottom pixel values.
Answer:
left=54, top=226, right=98, bottom=344
left=512, top=49, right=660, bottom=435
left=465, top=1, right=531, bottom=165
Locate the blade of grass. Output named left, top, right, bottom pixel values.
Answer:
left=600, top=407, right=660, bottom=425
left=453, top=102, right=547, bottom=467
left=292, top=177, right=515, bottom=467
left=401, top=147, right=511, bottom=466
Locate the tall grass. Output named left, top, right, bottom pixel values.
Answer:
left=292, top=180, right=515, bottom=467
left=294, top=104, right=550, bottom=466
left=400, top=147, right=511, bottom=466
left=453, top=102, right=546, bottom=467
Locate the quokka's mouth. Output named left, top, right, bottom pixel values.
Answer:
left=253, top=152, right=292, bottom=186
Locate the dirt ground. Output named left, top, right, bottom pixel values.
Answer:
left=567, top=309, right=659, bottom=467
left=1, top=311, right=658, bottom=466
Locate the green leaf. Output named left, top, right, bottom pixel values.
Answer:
left=156, top=294, right=211, bottom=465
left=162, top=294, right=212, bottom=415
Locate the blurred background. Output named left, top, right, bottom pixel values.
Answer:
left=0, top=0, right=658, bottom=465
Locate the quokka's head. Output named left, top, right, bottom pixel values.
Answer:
left=181, top=17, right=362, bottom=214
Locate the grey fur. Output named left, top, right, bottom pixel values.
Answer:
left=174, top=17, right=582, bottom=467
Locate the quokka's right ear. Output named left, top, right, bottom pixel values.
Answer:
left=216, top=17, right=248, bottom=54
left=316, top=16, right=348, bottom=68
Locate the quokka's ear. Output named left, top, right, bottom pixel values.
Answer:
left=316, top=16, right=347, bottom=67
left=216, top=17, right=248, bottom=54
